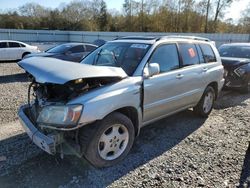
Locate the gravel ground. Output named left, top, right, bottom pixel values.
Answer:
left=0, top=62, right=249, bottom=187
left=0, top=62, right=28, bottom=124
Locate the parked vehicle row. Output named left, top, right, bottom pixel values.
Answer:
left=18, top=36, right=225, bottom=168
left=0, top=40, right=40, bottom=61
left=218, top=43, right=250, bottom=93
left=0, top=40, right=98, bottom=62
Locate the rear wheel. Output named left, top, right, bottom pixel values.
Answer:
left=79, top=112, right=135, bottom=168
left=193, top=86, right=215, bottom=117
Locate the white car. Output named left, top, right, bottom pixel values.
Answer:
left=0, top=40, right=40, bottom=61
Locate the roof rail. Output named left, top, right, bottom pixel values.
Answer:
left=114, top=36, right=158, bottom=40
left=158, top=35, right=212, bottom=42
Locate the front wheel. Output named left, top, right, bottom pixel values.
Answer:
left=193, top=86, right=215, bottom=117
left=79, top=112, right=135, bottom=168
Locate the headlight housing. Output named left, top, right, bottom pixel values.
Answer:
left=37, top=105, right=83, bottom=127
left=234, top=66, right=246, bottom=77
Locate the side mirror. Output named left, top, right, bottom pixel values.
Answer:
left=144, top=63, right=160, bottom=78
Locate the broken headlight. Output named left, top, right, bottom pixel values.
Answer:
left=37, top=105, right=83, bottom=127
left=234, top=66, right=246, bottom=77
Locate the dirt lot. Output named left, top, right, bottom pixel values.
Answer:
left=0, top=62, right=249, bottom=188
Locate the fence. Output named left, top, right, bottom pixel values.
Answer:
left=0, top=28, right=249, bottom=47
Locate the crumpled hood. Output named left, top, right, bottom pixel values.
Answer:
left=18, top=57, right=127, bottom=84
left=221, top=57, right=250, bottom=68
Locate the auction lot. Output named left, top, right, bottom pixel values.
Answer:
left=0, top=62, right=249, bottom=187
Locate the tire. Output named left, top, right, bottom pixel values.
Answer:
left=193, top=86, right=215, bottom=118
left=79, top=112, right=135, bottom=168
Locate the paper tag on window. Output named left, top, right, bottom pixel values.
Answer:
left=188, top=48, right=196, bottom=58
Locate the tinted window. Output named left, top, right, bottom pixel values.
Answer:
left=19, top=43, right=25, bottom=47
left=47, top=44, right=73, bottom=53
left=69, top=45, right=85, bottom=53
left=81, top=42, right=151, bottom=76
left=149, top=44, right=179, bottom=73
left=219, top=45, right=250, bottom=59
left=85, top=45, right=97, bottom=52
left=0, top=42, right=7, bottom=48
left=196, top=44, right=205, bottom=64
left=8, top=42, right=20, bottom=48
left=199, top=43, right=216, bottom=63
left=178, top=43, right=199, bottom=66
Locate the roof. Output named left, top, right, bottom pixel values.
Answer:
left=220, top=43, right=250, bottom=47
left=112, top=35, right=214, bottom=44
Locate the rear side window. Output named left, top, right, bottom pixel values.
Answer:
left=199, top=43, right=216, bottom=63
left=149, top=44, right=180, bottom=73
left=178, top=43, right=199, bottom=66
left=85, top=45, right=97, bottom=52
left=69, top=45, right=85, bottom=53
left=19, top=43, right=25, bottom=47
left=8, top=42, right=21, bottom=48
left=0, top=42, right=7, bottom=48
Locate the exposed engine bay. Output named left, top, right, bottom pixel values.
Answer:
left=27, top=75, right=121, bottom=124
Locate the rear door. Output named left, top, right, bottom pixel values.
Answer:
left=197, top=43, right=219, bottom=87
left=0, top=42, right=8, bottom=61
left=7, top=42, right=23, bottom=60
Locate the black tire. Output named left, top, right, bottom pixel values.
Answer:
left=193, top=86, right=215, bottom=118
left=79, top=112, right=135, bottom=168
left=22, top=52, right=30, bottom=59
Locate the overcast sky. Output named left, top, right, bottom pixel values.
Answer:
left=0, top=0, right=248, bottom=23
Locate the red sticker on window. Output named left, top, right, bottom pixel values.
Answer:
left=188, top=48, right=196, bottom=58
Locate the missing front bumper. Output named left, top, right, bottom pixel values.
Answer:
left=18, top=105, right=59, bottom=155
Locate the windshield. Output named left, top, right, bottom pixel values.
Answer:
left=81, top=42, right=151, bottom=76
left=46, top=44, right=73, bottom=53
left=219, top=45, right=250, bottom=59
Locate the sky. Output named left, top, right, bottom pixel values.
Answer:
left=0, top=0, right=248, bottom=22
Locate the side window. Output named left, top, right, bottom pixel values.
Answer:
left=178, top=43, right=199, bottom=66
left=85, top=45, right=97, bottom=52
left=149, top=44, right=180, bottom=73
left=196, top=44, right=205, bottom=64
left=8, top=42, right=21, bottom=48
left=19, top=43, right=25, bottom=47
left=0, top=42, right=7, bottom=48
left=199, top=43, right=216, bottom=63
left=69, top=45, right=85, bottom=53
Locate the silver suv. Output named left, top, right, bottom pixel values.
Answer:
left=18, top=36, right=224, bottom=167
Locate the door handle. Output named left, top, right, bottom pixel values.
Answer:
left=202, top=67, right=208, bottom=72
left=176, top=74, right=184, bottom=79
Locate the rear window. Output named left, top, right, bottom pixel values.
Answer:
left=85, top=45, right=97, bottom=52
left=178, top=43, right=199, bottom=66
left=8, top=42, right=21, bottom=48
left=219, top=45, right=250, bottom=59
left=199, top=43, right=216, bottom=63
left=69, top=45, right=85, bottom=53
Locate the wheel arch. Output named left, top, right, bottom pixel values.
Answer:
left=22, top=52, right=31, bottom=58
left=207, top=82, right=218, bottom=99
left=113, top=106, right=141, bottom=137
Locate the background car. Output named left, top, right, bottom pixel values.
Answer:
left=0, top=40, right=39, bottom=61
left=218, top=43, right=250, bottom=93
left=25, top=43, right=97, bottom=62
